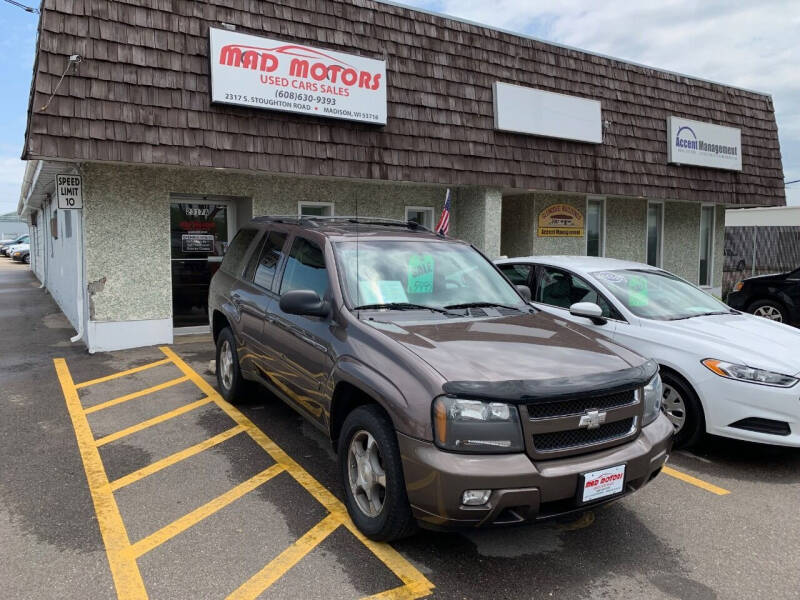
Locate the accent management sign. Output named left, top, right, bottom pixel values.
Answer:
left=667, top=116, right=742, bottom=171
left=209, top=28, right=387, bottom=125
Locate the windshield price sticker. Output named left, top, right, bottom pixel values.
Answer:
left=408, top=254, right=434, bottom=294
left=581, top=464, right=626, bottom=503
left=628, top=275, right=649, bottom=307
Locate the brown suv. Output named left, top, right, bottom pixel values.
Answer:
left=209, top=217, right=673, bottom=541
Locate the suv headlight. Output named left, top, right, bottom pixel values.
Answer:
left=642, top=372, right=663, bottom=426
left=702, top=359, right=798, bottom=388
left=432, top=397, right=524, bottom=453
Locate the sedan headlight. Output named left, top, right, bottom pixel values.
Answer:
left=642, top=372, right=663, bottom=426
left=433, top=397, right=524, bottom=453
left=702, top=359, right=798, bottom=388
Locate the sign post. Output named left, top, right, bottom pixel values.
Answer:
left=56, top=174, right=83, bottom=209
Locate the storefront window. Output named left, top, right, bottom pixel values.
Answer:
left=405, top=206, right=434, bottom=229
left=647, top=203, right=663, bottom=267
left=699, top=205, right=715, bottom=286
left=586, top=198, right=604, bottom=257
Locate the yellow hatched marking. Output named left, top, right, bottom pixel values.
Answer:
left=227, top=514, right=341, bottom=600
left=54, top=359, right=148, bottom=599
left=131, top=464, right=285, bottom=558
left=94, top=397, right=213, bottom=447
left=663, top=465, right=731, bottom=495
left=84, top=376, right=190, bottom=414
left=74, top=358, right=172, bottom=389
left=109, top=425, right=246, bottom=491
left=160, top=346, right=434, bottom=600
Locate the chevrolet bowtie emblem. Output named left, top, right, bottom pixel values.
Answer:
left=579, top=409, right=607, bottom=430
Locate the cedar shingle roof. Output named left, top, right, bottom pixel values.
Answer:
left=23, top=0, right=784, bottom=205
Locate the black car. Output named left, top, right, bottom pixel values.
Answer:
left=727, top=267, right=800, bottom=324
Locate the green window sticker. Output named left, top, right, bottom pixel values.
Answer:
left=358, top=280, right=409, bottom=305
left=408, top=254, right=434, bottom=294
left=628, top=275, right=648, bottom=307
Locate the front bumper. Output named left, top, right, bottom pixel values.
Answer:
left=399, top=413, right=673, bottom=528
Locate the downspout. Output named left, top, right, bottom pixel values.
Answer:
left=70, top=166, right=85, bottom=345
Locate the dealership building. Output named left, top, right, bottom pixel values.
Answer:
left=18, top=0, right=784, bottom=352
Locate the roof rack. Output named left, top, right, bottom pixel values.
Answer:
left=252, top=215, right=432, bottom=232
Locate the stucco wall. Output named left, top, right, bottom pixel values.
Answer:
left=453, top=188, right=502, bottom=258
left=663, top=202, right=700, bottom=283
left=605, top=197, right=647, bottom=263
left=500, top=195, right=535, bottom=257
left=83, top=163, right=451, bottom=322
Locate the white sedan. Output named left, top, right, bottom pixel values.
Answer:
left=496, top=255, right=800, bottom=448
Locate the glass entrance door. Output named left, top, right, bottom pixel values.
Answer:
left=170, top=202, right=230, bottom=328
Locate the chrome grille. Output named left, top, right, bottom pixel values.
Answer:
left=526, top=390, right=636, bottom=419
left=532, top=417, right=636, bottom=452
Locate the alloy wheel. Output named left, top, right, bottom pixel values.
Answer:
left=347, top=430, right=387, bottom=518
left=662, top=383, right=686, bottom=433
left=219, top=339, right=234, bottom=390
left=753, top=306, right=783, bottom=322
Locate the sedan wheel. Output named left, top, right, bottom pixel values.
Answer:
left=662, top=383, right=686, bottom=433
left=752, top=305, right=783, bottom=322
left=347, top=430, right=387, bottom=518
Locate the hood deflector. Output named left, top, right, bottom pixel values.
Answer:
left=441, top=360, right=659, bottom=404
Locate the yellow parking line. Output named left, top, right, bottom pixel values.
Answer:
left=161, top=346, right=435, bottom=599
left=94, top=397, right=213, bottom=447
left=109, top=425, right=247, bottom=491
left=84, top=376, right=190, bottom=414
left=361, top=582, right=437, bottom=600
left=74, top=358, right=173, bottom=389
left=662, top=465, right=731, bottom=495
left=131, top=464, right=285, bottom=558
left=54, top=359, right=148, bottom=599
left=227, top=514, right=341, bottom=600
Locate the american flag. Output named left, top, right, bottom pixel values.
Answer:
left=435, top=189, right=451, bottom=235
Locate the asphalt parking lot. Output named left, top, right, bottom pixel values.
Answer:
left=2, top=258, right=800, bottom=599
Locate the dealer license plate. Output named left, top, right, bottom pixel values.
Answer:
left=581, top=464, right=626, bottom=503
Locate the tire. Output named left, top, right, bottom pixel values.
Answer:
left=23, top=254, right=30, bottom=264
left=338, top=405, right=416, bottom=542
left=748, top=299, right=788, bottom=323
left=735, top=259, right=746, bottom=272
left=661, top=370, right=705, bottom=449
left=215, top=327, right=248, bottom=404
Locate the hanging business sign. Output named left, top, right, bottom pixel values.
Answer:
left=538, top=204, right=585, bottom=237
left=667, top=116, right=742, bottom=171
left=56, top=174, right=83, bottom=209
left=209, top=28, right=387, bottom=125
left=493, top=82, right=602, bottom=143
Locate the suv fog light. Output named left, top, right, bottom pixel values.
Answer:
left=462, top=490, right=491, bottom=506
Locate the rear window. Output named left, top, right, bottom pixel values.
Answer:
left=220, top=228, right=258, bottom=277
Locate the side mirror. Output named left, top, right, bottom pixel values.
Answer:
left=516, top=284, right=532, bottom=301
left=279, top=289, right=330, bottom=318
left=570, top=302, right=607, bottom=325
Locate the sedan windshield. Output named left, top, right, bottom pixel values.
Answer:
left=334, top=240, right=525, bottom=311
left=594, top=269, right=733, bottom=321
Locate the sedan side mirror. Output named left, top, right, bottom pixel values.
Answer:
left=279, top=290, right=330, bottom=318
left=570, top=302, right=607, bottom=325
left=516, top=285, right=532, bottom=301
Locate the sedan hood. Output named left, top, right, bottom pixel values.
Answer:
left=659, top=313, right=800, bottom=376
left=367, top=311, right=645, bottom=385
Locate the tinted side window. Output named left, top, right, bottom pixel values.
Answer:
left=280, top=237, right=328, bottom=298
left=220, top=228, right=257, bottom=276
left=499, top=264, right=532, bottom=285
left=253, top=231, right=288, bottom=290
left=537, top=267, right=615, bottom=318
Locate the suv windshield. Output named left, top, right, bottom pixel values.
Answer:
left=334, top=240, right=525, bottom=311
left=595, top=269, right=732, bottom=321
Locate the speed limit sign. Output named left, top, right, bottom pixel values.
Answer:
left=56, top=174, right=83, bottom=209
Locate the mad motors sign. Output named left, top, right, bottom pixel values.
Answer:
left=209, top=28, right=386, bottom=125
left=668, top=116, right=742, bottom=171
left=538, top=204, right=585, bottom=237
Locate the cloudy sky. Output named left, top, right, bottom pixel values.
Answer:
left=0, top=0, right=798, bottom=214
